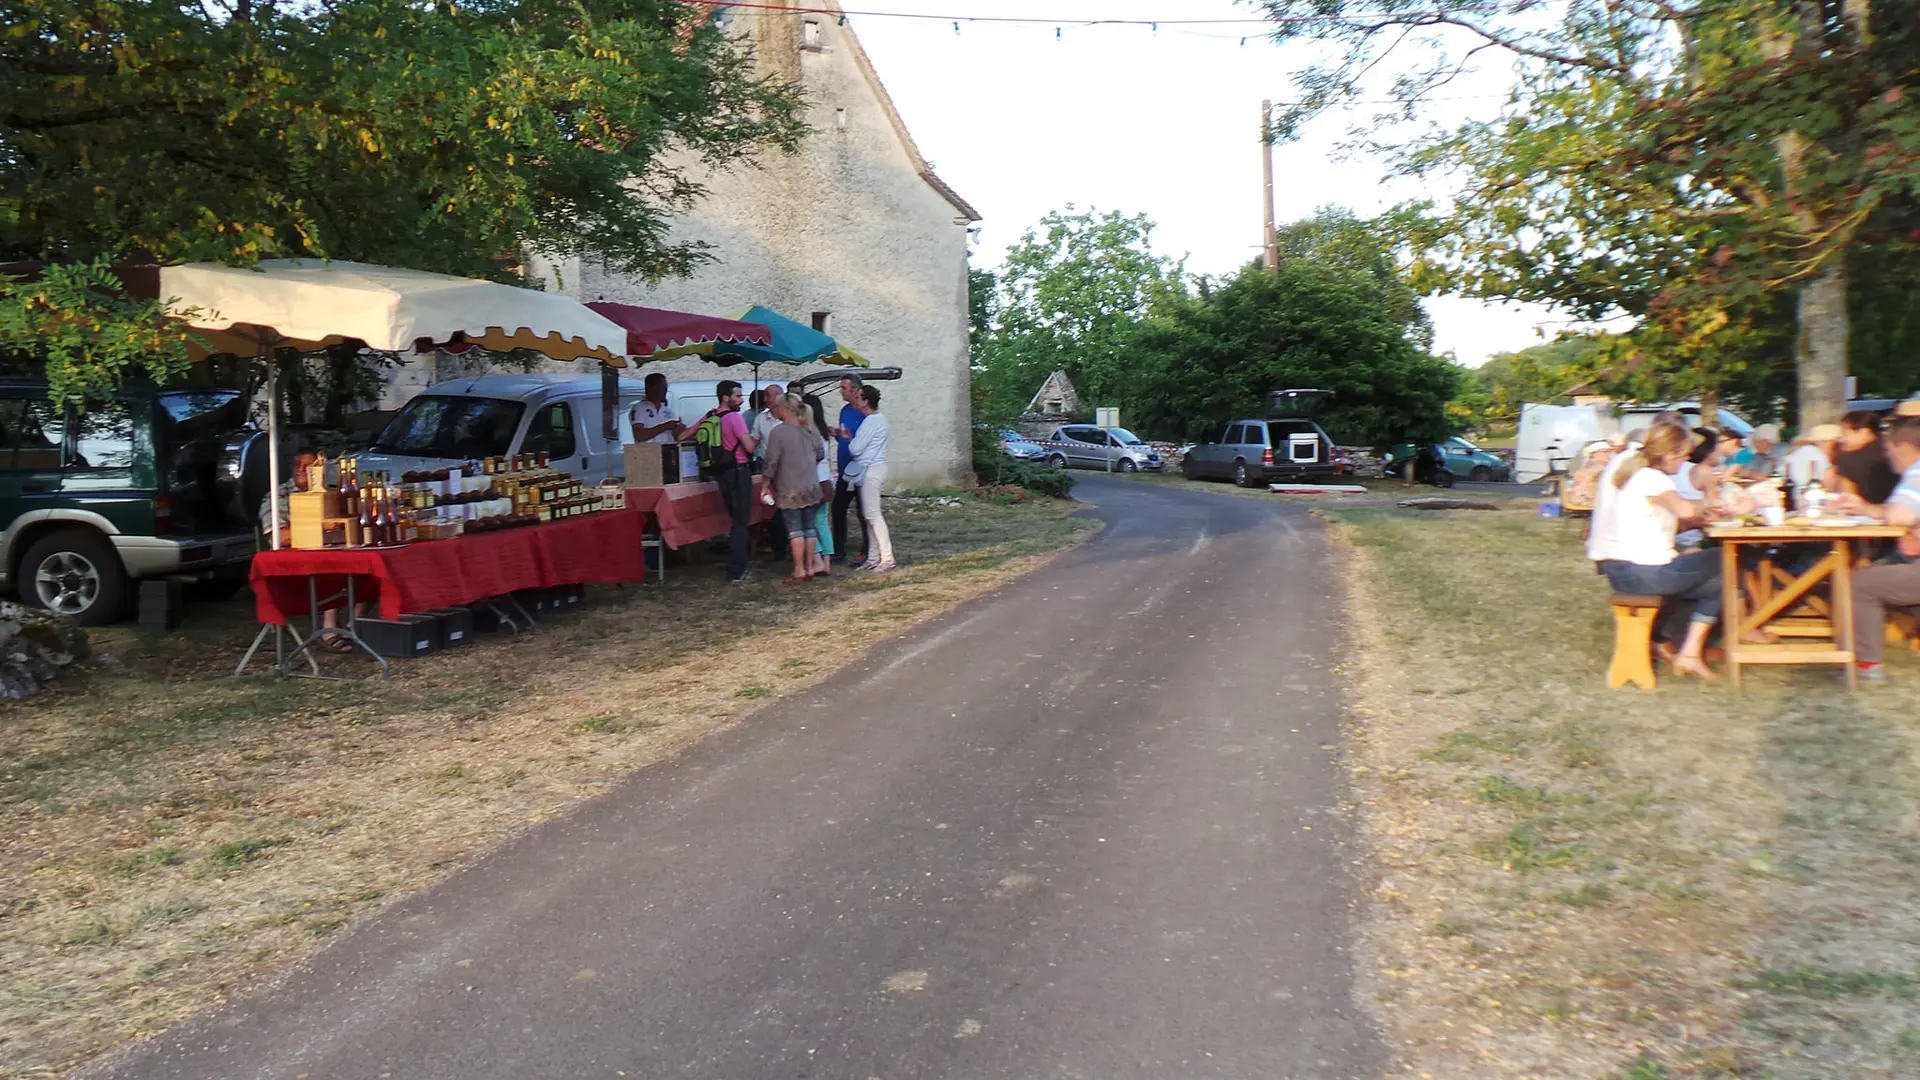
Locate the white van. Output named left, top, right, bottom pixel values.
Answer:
left=353, top=373, right=649, bottom=486
left=351, top=373, right=834, bottom=486
left=1515, top=401, right=1754, bottom=483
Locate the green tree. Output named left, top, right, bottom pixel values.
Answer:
left=1262, top=0, right=1920, bottom=426
left=1126, top=260, right=1459, bottom=448
left=974, top=207, right=1184, bottom=412
left=1, top=0, right=807, bottom=401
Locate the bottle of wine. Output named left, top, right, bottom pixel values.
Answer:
left=356, top=487, right=373, bottom=546
left=381, top=491, right=399, bottom=544
left=342, top=459, right=359, bottom=518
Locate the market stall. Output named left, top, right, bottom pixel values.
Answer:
left=159, top=259, right=635, bottom=676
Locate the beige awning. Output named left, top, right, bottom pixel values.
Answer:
left=160, top=259, right=630, bottom=365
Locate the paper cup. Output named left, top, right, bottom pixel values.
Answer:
left=1763, top=507, right=1786, bottom=527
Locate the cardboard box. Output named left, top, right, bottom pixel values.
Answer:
left=623, top=442, right=683, bottom=487
left=289, top=490, right=344, bottom=549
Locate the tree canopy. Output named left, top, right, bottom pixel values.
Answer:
left=972, top=206, right=1459, bottom=448
left=1261, top=0, right=1920, bottom=425
left=1, top=0, right=807, bottom=401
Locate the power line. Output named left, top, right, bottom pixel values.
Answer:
left=680, top=0, right=1533, bottom=29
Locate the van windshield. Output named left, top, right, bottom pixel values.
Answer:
left=374, top=396, right=524, bottom=458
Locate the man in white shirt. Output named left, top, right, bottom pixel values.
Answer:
left=1785, top=424, right=1838, bottom=498
left=750, top=382, right=784, bottom=461
left=1841, top=416, right=1920, bottom=681
left=629, top=373, right=684, bottom=444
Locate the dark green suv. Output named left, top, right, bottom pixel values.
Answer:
left=0, top=379, right=266, bottom=623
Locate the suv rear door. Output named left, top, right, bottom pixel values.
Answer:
left=0, top=393, right=68, bottom=546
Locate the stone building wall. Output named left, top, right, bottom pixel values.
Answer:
left=527, top=5, right=979, bottom=490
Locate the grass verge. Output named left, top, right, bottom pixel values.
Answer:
left=1326, top=502, right=1920, bottom=1079
left=0, top=495, right=1096, bottom=1079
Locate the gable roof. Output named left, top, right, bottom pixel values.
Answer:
left=1026, top=369, right=1079, bottom=413
left=829, top=4, right=981, bottom=223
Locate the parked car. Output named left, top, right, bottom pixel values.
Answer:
left=1180, top=389, right=1340, bottom=486
left=1438, top=437, right=1510, bottom=482
left=999, top=429, right=1047, bottom=462
left=0, top=378, right=265, bottom=623
left=1036, top=424, right=1164, bottom=472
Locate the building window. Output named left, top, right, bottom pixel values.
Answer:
left=811, top=311, right=832, bottom=334
left=802, top=19, right=823, bottom=49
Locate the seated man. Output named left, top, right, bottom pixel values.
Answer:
left=1840, top=416, right=1920, bottom=682
left=1728, top=424, right=1784, bottom=480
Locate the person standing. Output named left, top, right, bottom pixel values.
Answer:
left=750, top=382, right=785, bottom=461
left=845, top=384, right=895, bottom=573
left=804, top=394, right=837, bottom=577
left=1840, top=417, right=1920, bottom=682
left=830, top=374, right=868, bottom=565
left=761, top=393, right=825, bottom=584
left=628, top=373, right=685, bottom=444
left=710, top=380, right=757, bottom=584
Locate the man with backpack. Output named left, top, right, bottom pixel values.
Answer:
left=692, top=380, right=757, bottom=584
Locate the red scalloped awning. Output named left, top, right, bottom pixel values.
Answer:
left=585, top=302, right=772, bottom=358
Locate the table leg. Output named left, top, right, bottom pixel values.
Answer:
left=1722, top=540, right=1742, bottom=690
left=1835, top=539, right=1857, bottom=692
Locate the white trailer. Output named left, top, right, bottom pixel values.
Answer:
left=1514, top=402, right=1755, bottom=483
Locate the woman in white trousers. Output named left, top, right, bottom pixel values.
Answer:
left=844, top=385, right=895, bottom=572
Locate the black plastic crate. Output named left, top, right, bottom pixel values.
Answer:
left=512, top=588, right=553, bottom=620
left=356, top=614, right=438, bottom=659
left=424, top=606, right=474, bottom=648
left=550, top=584, right=586, bottom=613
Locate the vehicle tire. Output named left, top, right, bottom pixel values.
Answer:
left=1472, top=465, right=1491, bottom=482
left=1118, top=458, right=1137, bottom=473
left=1180, top=456, right=1197, bottom=480
left=1234, top=461, right=1252, bottom=488
left=1433, top=468, right=1456, bottom=489
left=20, top=528, right=129, bottom=625
left=1047, top=453, right=1068, bottom=471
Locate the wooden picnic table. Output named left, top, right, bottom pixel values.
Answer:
left=1707, top=521, right=1909, bottom=690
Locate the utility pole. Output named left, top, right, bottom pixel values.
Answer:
left=1260, top=100, right=1279, bottom=271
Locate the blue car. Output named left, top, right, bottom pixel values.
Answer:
left=999, top=429, right=1048, bottom=462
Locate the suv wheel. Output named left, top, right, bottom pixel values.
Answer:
left=21, top=528, right=129, bottom=625
left=1234, top=461, right=1252, bottom=488
left=1180, top=456, right=1197, bottom=480
left=1047, top=453, right=1068, bottom=470
left=1472, top=465, right=1491, bottom=482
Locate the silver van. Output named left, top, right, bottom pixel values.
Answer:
left=1036, top=424, right=1164, bottom=472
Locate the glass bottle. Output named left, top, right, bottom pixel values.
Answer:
left=381, top=492, right=399, bottom=544
left=356, top=489, right=373, bottom=546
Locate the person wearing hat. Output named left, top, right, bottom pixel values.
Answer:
left=1786, top=423, right=1840, bottom=500
left=1729, top=423, right=1784, bottom=480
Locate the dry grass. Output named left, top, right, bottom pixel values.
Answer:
left=1327, top=502, right=1920, bottom=1079
left=0, top=495, right=1096, bottom=1079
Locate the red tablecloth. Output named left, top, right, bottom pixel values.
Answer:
left=627, top=477, right=773, bottom=549
left=251, top=507, right=649, bottom=624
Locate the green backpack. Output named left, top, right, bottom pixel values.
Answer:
left=691, top=409, right=733, bottom=476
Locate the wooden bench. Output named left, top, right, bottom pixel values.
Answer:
left=1608, top=592, right=1664, bottom=691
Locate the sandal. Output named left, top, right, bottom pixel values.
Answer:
left=314, top=631, right=355, bottom=654
left=782, top=573, right=811, bottom=585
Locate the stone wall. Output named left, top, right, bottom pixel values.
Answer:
left=529, top=8, right=977, bottom=491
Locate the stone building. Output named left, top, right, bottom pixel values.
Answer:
left=515, top=4, right=980, bottom=489
left=1026, top=370, right=1081, bottom=417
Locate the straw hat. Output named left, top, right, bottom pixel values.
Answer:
left=1581, top=440, right=1613, bottom=456
left=1805, top=423, right=1843, bottom=443
left=1897, top=397, right=1920, bottom=417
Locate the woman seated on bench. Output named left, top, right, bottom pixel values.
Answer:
left=1587, top=422, right=1750, bottom=680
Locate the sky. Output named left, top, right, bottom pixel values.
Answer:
left=844, top=0, right=1579, bottom=367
